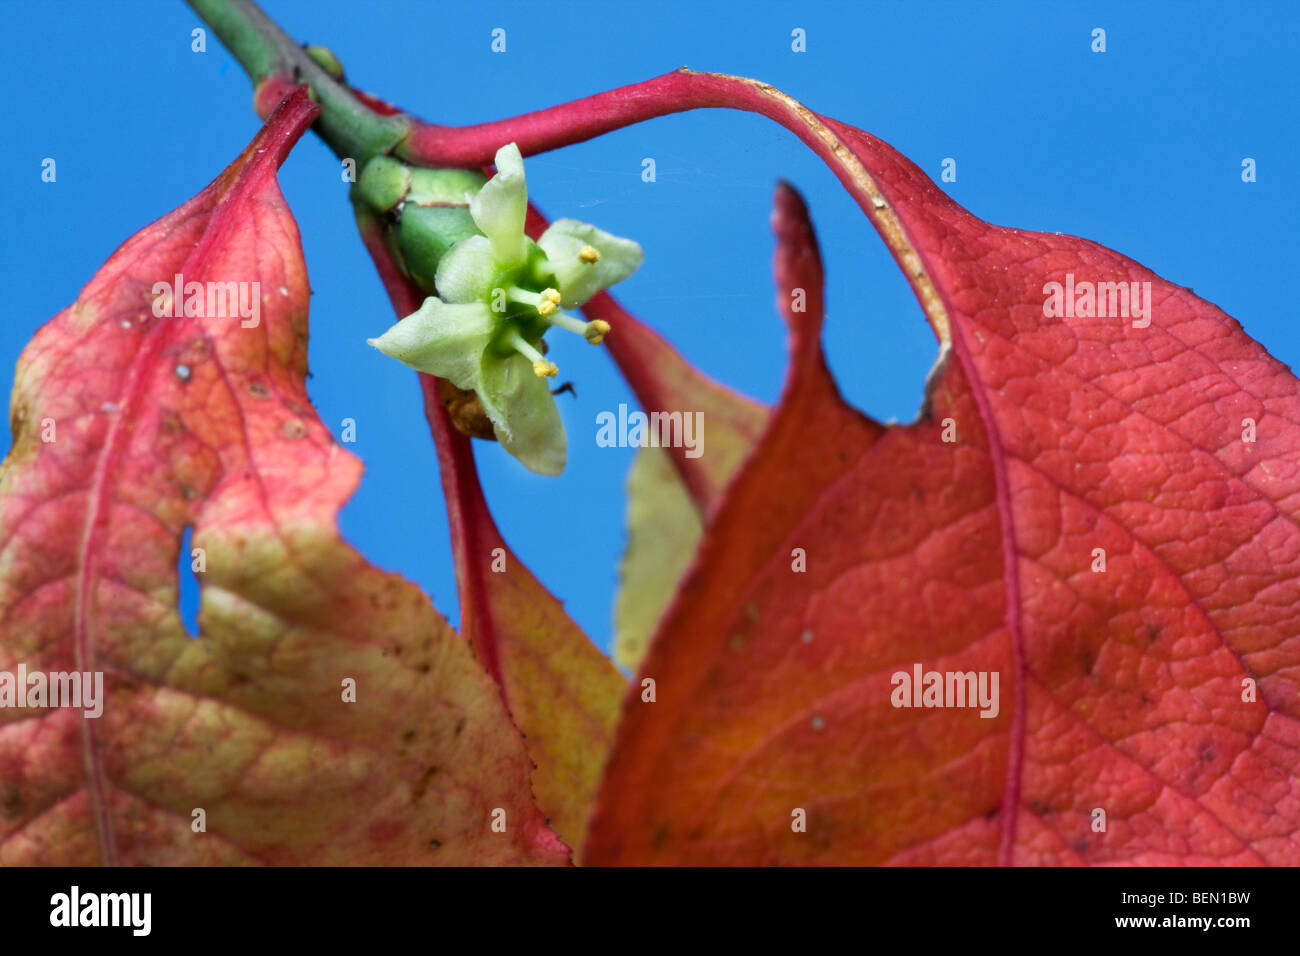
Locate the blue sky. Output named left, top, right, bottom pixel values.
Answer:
left=2, top=0, right=1296, bottom=653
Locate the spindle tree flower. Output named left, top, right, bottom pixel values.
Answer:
left=368, top=143, right=643, bottom=474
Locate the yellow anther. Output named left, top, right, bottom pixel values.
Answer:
left=542, top=288, right=562, bottom=304
left=538, top=299, right=557, bottom=317
left=578, top=245, right=600, bottom=264
left=533, top=360, right=559, bottom=378
left=584, top=319, right=611, bottom=345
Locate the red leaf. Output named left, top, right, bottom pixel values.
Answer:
left=458, top=78, right=1300, bottom=865
left=0, top=89, right=567, bottom=865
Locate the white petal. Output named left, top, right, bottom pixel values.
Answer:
left=367, top=298, right=496, bottom=390
left=434, top=235, right=497, bottom=304
left=537, top=218, right=644, bottom=308
left=476, top=353, right=567, bottom=476
left=469, top=143, right=528, bottom=268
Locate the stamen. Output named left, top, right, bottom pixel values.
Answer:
left=537, top=288, right=562, bottom=316
left=539, top=308, right=611, bottom=345
left=509, top=285, right=564, bottom=316
left=578, top=245, right=600, bottom=264
left=506, top=329, right=558, bottom=377
left=541, top=309, right=589, bottom=337
left=506, top=285, right=543, bottom=308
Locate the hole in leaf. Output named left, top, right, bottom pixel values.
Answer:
left=178, top=524, right=200, bottom=638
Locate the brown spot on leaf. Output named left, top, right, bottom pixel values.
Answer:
left=2, top=786, right=23, bottom=819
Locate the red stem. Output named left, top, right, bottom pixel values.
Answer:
left=399, top=71, right=730, bottom=166
left=354, top=211, right=508, bottom=693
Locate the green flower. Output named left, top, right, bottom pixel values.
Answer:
left=368, top=143, right=643, bottom=476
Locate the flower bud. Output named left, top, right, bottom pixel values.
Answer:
left=355, top=157, right=487, bottom=294
left=355, top=155, right=411, bottom=213
left=304, top=44, right=346, bottom=81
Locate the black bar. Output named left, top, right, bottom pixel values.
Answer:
left=0, top=865, right=1283, bottom=943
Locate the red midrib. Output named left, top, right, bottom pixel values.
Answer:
left=951, top=332, right=1027, bottom=866
left=74, top=304, right=179, bottom=865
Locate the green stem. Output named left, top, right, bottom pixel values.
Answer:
left=187, top=0, right=409, bottom=164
